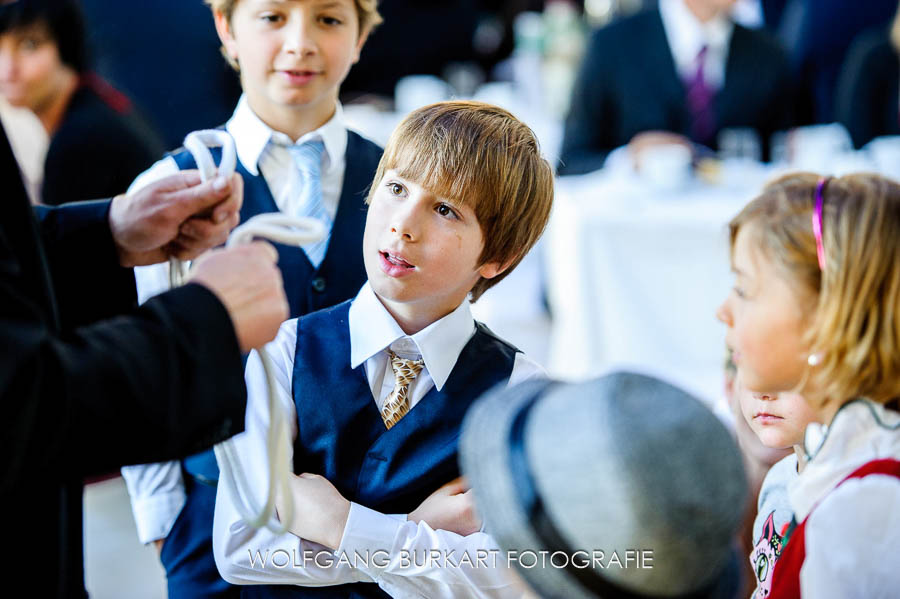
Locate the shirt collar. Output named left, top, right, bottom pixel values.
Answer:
left=788, top=399, right=900, bottom=520
left=225, top=95, right=347, bottom=176
left=348, top=283, right=477, bottom=391
left=659, top=0, right=733, bottom=74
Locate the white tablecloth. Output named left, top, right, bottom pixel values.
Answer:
left=546, top=169, right=770, bottom=402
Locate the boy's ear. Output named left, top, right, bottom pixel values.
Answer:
left=352, top=27, right=371, bottom=64
left=213, top=10, right=239, bottom=63
left=478, top=256, right=516, bottom=280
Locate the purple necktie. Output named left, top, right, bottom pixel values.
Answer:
left=684, top=45, right=716, bottom=146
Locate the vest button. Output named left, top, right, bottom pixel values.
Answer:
left=311, top=276, right=327, bottom=293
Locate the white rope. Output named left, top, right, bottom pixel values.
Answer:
left=168, top=130, right=237, bottom=288
left=170, top=129, right=325, bottom=533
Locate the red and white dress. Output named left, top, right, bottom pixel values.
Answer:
left=768, top=400, right=900, bottom=598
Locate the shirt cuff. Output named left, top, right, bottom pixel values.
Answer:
left=129, top=488, right=188, bottom=545
left=336, top=503, right=405, bottom=564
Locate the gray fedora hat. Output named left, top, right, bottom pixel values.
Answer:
left=460, top=371, right=747, bottom=599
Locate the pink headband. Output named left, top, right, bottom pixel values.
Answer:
left=812, top=178, right=828, bottom=271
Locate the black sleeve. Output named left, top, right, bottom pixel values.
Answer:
left=1, top=185, right=245, bottom=488
left=1, top=113, right=246, bottom=491
left=34, top=200, right=138, bottom=329
left=41, top=104, right=161, bottom=207
left=835, top=34, right=888, bottom=149
left=0, top=276, right=247, bottom=487
left=558, top=29, right=616, bottom=176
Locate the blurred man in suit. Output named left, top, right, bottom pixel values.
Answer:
left=559, top=0, right=792, bottom=175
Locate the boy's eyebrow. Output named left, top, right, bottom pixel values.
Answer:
left=253, top=0, right=350, bottom=10
left=438, top=195, right=463, bottom=208
left=306, top=0, right=354, bottom=9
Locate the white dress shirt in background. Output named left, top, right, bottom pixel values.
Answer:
left=659, top=0, right=735, bottom=91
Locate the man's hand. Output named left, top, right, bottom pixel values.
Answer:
left=408, top=477, right=482, bottom=536
left=275, top=473, right=351, bottom=550
left=109, top=170, right=243, bottom=267
left=189, top=242, right=287, bottom=353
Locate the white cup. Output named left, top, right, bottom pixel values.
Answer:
left=639, top=143, right=693, bottom=191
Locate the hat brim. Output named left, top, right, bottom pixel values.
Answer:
left=459, top=379, right=593, bottom=599
left=460, top=376, right=746, bottom=599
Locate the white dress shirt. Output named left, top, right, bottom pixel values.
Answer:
left=659, top=0, right=734, bottom=91
left=213, top=283, right=544, bottom=597
left=787, top=400, right=900, bottom=598
left=121, top=95, right=351, bottom=545
left=0, top=96, right=48, bottom=204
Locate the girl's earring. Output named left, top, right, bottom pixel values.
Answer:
left=807, top=352, right=823, bottom=366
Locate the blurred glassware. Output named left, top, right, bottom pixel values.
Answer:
left=785, top=123, right=854, bottom=172
left=584, top=0, right=643, bottom=27
left=512, top=11, right=545, bottom=114
left=717, top=127, right=762, bottom=163
left=394, top=75, right=453, bottom=115
left=542, top=0, right=587, bottom=119
left=770, top=130, right=790, bottom=165
left=443, top=61, right=484, bottom=98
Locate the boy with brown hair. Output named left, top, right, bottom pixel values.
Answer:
left=120, top=2, right=383, bottom=597
left=213, top=100, right=554, bottom=598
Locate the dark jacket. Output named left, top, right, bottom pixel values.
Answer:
left=559, top=9, right=793, bottom=175
left=0, top=120, right=247, bottom=597
left=835, top=28, right=900, bottom=149
left=41, top=76, right=163, bottom=206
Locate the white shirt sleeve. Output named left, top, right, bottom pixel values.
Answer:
left=120, top=461, right=187, bottom=544
left=317, top=353, right=542, bottom=598
left=212, top=319, right=371, bottom=586
left=800, top=475, right=900, bottom=598
left=336, top=504, right=523, bottom=599
left=119, top=154, right=191, bottom=545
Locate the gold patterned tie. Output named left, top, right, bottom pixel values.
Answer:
left=381, top=351, right=425, bottom=429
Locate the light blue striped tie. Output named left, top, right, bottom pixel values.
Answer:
left=287, top=140, right=330, bottom=268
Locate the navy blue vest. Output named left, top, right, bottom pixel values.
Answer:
left=177, top=130, right=382, bottom=481
left=243, top=301, right=518, bottom=599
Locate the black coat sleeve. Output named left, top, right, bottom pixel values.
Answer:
left=33, top=199, right=140, bottom=329
left=835, top=32, right=896, bottom=149
left=1, top=266, right=248, bottom=487
left=1, top=123, right=247, bottom=489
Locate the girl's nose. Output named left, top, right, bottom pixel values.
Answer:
left=715, top=300, right=731, bottom=326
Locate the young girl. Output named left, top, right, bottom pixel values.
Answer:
left=730, top=372, right=809, bottom=598
left=716, top=172, right=900, bottom=598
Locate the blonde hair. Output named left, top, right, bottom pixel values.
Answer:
left=206, top=0, right=382, bottom=69
left=367, top=100, right=554, bottom=302
left=892, top=1, right=900, bottom=53
left=729, top=172, right=900, bottom=407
